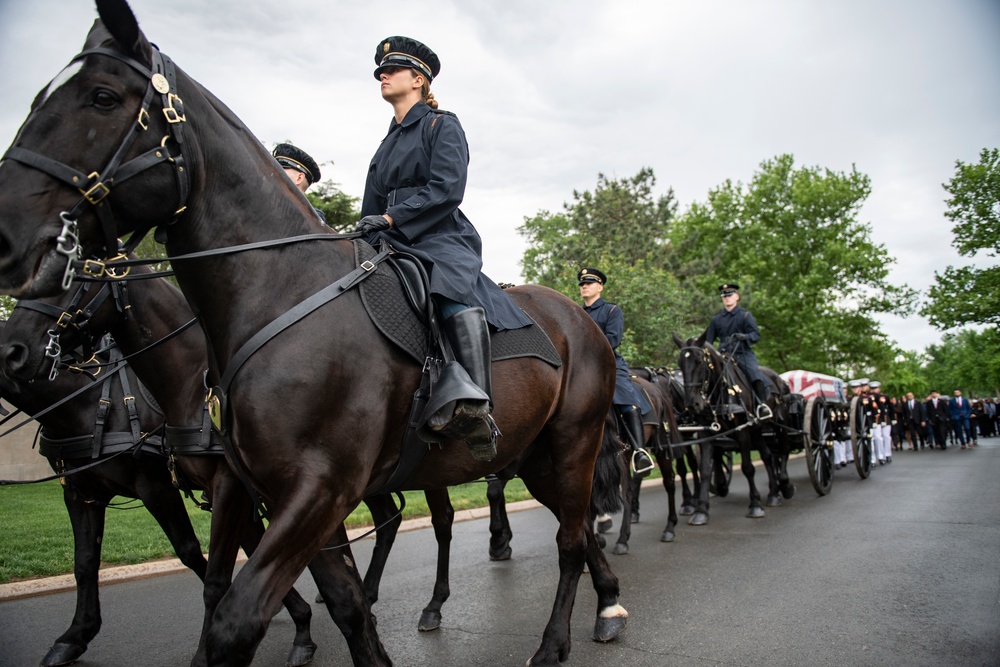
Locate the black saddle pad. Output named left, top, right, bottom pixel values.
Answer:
left=354, top=241, right=561, bottom=368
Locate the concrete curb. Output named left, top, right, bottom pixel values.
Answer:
left=2, top=456, right=786, bottom=601
left=0, top=497, right=544, bottom=602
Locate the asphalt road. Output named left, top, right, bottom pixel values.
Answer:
left=2, top=440, right=999, bottom=667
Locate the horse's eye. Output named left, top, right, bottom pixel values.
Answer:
left=91, top=89, right=119, bottom=111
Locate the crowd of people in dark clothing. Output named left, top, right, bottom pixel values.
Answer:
left=891, top=389, right=997, bottom=451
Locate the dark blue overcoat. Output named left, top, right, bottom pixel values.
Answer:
left=705, top=305, right=767, bottom=385
left=361, top=102, right=531, bottom=331
left=583, top=297, right=652, bottom=414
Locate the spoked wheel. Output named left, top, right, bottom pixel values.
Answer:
left=850, top=396, right=873, bottom=479
left=803, top=396, right=834, bottom=495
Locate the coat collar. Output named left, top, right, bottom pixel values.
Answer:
left=388, top=101, right=432, bottom=133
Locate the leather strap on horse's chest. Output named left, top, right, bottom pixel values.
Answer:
left=216, top=244, right=394, bottom=396
left=210, top=244, right=394, bottom=522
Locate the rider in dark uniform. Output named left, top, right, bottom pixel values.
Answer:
left=704, top=283, right=771, bottom=419
left=272, top=143, right=326, bottom=223
left=578, top=267, right=654, bottom=474
left=356, top=36, right=532, bottom=462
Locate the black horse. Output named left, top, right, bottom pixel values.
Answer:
left=0, top=2, right=627, bottom=664
left=1, top=276, right=320, bottom=667
left=629, top=366, right=702, bottom=517
left=671, top=333, right=794, bottom=525
left=0, top=325, right=216, bottom=667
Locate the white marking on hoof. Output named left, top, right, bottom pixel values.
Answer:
left=599, top=603, right=629, bottom=619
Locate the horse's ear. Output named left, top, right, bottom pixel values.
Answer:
left=95, top=0, right=152, bottom=66
left=671, top=332, right=684, bottom=350
left=695, top=331, right=707, bottom=347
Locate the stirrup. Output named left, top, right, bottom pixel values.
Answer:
left=467, top=415, right=501, bottom=462
left=631, top=448, right=655, bottom=475
left=756, top=403, right=773, bottom=420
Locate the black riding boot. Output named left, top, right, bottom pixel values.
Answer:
left=441, top=307, right=498, bottom=462
left=621, top=408, right=654, bottom=475
left=752, top=380, right=773, bottom=420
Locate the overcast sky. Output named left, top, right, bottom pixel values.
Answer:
left=1, top=0, right=997, bottom=356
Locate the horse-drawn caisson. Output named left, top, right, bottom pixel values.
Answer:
left=780, top=370, right=853, bottom=494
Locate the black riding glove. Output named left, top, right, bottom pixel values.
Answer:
left=355, top=215, right=391, bottom=235
left=731, top=333, right=747, bottom=342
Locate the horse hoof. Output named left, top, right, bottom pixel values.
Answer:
left=314, top=593, right=324, bottom=604
left=596, top=533, right=607, bottom=549
left=593, top=604, right=628, bottom=642
left=418, top=609, right=442, bottom=632
left=597, top=518, right=613, bottom=533
left=781, top=482, right=796, bottom=499
left=661, top=530, right=675, bottom=542
left=688, top=512, right=709, bottom=526
left=489, top=545, right=512, bottom=561
left=285, top=641, right=318, bottom=667
left=746, top=507, right=766, bottom=519
left=715, top=485, right=730, bottom=498
left=42, top=642, right=86, bottom=667
left=766, top=495, right=783, bottom=507
left=679, top=504, right=696, bottom=516
left=611, top=542, right=629, bottom=555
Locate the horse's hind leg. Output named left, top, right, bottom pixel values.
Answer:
left=41, top=486, right=110, bottom=667
left=417, top=488, right=454, bottom=631
left=487, top=476, right=513, bottom=560
left=612, top=473, right=639, bottom=555
left=657, top=452, right=679, bottom=543
left=361, top=493, right=404, bottom=607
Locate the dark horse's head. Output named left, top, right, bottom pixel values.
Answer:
left=0, top=0, right=227, bottom=298
left=671, top=332, right=716, bottom=418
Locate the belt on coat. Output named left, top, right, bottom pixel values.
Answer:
left=387, top=186, right=422, bottom=206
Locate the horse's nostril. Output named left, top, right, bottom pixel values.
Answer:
left=2, top=342, right=29, bottom=376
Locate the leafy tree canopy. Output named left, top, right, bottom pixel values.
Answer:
left=517, top=169, right=696, bottom=365
left=669, top=154, right=915, bottom=377
left=921, top=147, right=1000, bottom=329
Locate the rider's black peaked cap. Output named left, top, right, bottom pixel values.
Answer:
left=374, top=36, right=441, bottom=82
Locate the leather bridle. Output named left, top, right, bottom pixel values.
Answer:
left=2, top=43, right=191, bottom=289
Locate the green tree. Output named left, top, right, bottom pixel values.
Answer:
left=517, top=169, right=697, bottom=364
left=922, top=148, right=1000, bottom=329
left=670, top=154, right=915, bottom=376
left=923, top=328, right=1000, bottom=397
left=308, top=181, right=360, bottom=233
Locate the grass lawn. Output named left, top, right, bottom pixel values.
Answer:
left=0, top=477, right=534, bottom=584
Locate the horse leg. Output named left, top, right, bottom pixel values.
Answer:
left=741, top=436, right=766, bottom=518
left=235, top=513, right=317, bottom=667
left=190, top=470, right=317, bottom=667
left=521, top=459, right=626, bottom=664
left=360, top=493, right=404, bottom=607
left=689, top=441, right=713, bottom=525
left=658, top=452, right=678, bottom=543
left=204, top=490, right=387, bottom=667
left=612, top=472, right=638, bottom=555
left=417, top=488, right=454, bottom=631
left=487, top=476, right=513, bottom=560
left=677, top=448, right=696, bottom=515
left=40, top=485, right=110, bottom=667
left=191, top=473, right=251, bottom=667
left=307, top=525, right=392, bottom=667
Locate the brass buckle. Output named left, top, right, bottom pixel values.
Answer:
left=361, top=260, right=376, bottom=271
left=104, top=253, right=131, bottom=278
left=54, top=311, right=74, bottom=329
left=137, top=107, right=150, bottom=130
left=80, top=172, right=110, bottom=204
left=82, top=259, right=106, bottom=278
left=123, top=395, right=135, bottom=408
left=162, top=94, right=186, bottom=123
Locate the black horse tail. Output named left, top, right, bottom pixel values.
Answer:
left=590, top=413, right=627, bottom=517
